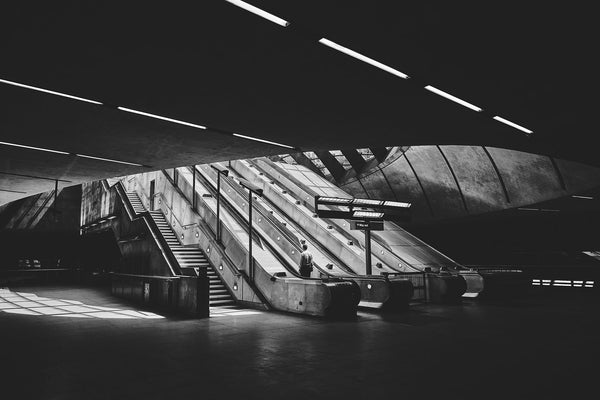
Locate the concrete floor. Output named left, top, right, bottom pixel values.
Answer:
left=1, top=285, right=598, bottom=400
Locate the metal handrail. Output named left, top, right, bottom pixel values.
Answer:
left=207, top=163, right=346, bottom=278
left=152, top=189, right=198, bottom=231
left=159, top=170, right=245, bottom=279
left=113, top=181, right=179, bottom=276
left=195, top=165, right=318, bottom=280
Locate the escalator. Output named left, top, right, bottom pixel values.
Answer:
left=238, top=157, right=531, bottom=301
left=229, top=158, right=473, bottom=303
left=128, top=168, right=361, bottom=318
left=196, top=163, right=416, bottom=310
left=122, top=188, right=235, bottom=307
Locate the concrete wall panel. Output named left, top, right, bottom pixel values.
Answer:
left=378, top=156, right=431, bottom=220
left=487, top=147, right=564, bottom=205
left=358, top=168, right=396, bottom=200
left=340, top=179, right=368, bottom=198
left=555, top=158, right=600, bottom=193
left=406, top=146, right=465, bottom=219
left=440, top=145, right=509, bottom=213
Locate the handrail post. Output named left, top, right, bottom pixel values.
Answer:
left=192, top=165, right=197, bottom=209
left=365, top=228, right=372, bottom=275
left=248, top=190, right=253, bottom=281
left=216, top=171, right=221, bottom=242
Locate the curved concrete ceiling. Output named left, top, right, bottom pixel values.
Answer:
left=1, top=2, right=598, bottom=205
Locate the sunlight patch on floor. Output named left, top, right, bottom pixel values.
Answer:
left=0, top=288, right=164, bottom=319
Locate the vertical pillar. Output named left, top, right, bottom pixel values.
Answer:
left=216, top=172, right=221, bottom=242
left=53, top=179, right=58, bottom=221
left=192, top=166, right=197, bottom=209
left=365, top=228, right=372, bottom=275
left=248, top=191, right=254, bottom=281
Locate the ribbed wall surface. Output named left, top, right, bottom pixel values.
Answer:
left=339, top=146, right=600, bottom=222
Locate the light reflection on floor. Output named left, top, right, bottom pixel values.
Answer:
left=0, top=288, right=164, bottom=319
left=0, top=288, right=262, bottom=319
left=209, top=306, right=262, bottom=318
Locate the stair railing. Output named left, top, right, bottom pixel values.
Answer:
left=113, top=181, right=181, bottom=276
left=153, top=191, right=199, bottom=232
left=159, top=169, right=272, bottom=307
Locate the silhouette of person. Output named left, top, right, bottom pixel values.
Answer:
left=299, top=243, right=314, bottom=278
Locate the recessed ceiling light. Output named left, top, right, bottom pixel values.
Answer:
left=0, top=140, right=70, bottom=155
left=232, top=133, right=295, bottom=149
left=318, top=38, right=409, bottom=79
left=0, top=78, right=103, bottom=105
left=424, top=85, right=483, bottom=112
left=117, top=107, right=207, bottom=130
left=493, top=116, right=533, bottom=135
left=225, top=0, right=290, bottom=27
left=76, top=154, right=145, bottom=167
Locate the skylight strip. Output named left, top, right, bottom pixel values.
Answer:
left=0, top=141, right=70, bottom=155
left=318, top=38, right=409, bottom=79
left=232, top=133, right=295, bottom=149
left=0, top=78, right=103, bottom=105
left=76, top=154, right=145, bottom=167
left=117, top=107, right=207, bottom=130
left=424, top=85, right=483, bottom=112
left=225, top=0, right=290, bottom=27
left=493, top=116, right=533, bottom=134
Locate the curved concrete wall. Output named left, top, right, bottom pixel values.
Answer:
left=340, top=146, right=600, bottom=222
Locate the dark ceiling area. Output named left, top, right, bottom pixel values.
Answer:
left=1, top=1, right=598, bottom=205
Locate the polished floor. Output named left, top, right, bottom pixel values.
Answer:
left=1, top=285, right=598, bottom=399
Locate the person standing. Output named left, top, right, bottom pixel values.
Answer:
left=299, top=243, right=314, bottom=278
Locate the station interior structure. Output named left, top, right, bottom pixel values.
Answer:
left=1, top=2, right=599, bottom=399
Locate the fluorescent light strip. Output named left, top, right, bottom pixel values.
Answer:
left=424, top=85, right=483, bottom=112
left=572, top=195, right=594, bottom=200
left=225, top=0, right=289, bottom=27
left=117, top=107, right=207, bottom=130
left=319, top=197, right=353, bottom=204
left=76, top=154, right=144, bottom=167
left=232, top=133, right=295, bottom=149
left=318, top=38, right=409, bottom=79
left=0, top=140, right=69, bottom=155
left=383, top=200, right=411, bottom=208
left=353, top=211, right=384, bottom=219
left=493, top=116, right=533, bottom=134
left=0, top=78, right=102, bottom=105
left=352, top=198, right=384, bottom=206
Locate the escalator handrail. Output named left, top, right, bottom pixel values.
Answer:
left=249, top=158, right=422, bottom=273
left=219, top=163, right=356, bottom=277
left=159, top=169, right=274, bottom=308
left=193, top=165, right=326, bottom=281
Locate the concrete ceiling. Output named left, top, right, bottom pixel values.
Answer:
left=1, top=1, right=597, bottom=205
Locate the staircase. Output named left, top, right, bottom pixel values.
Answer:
left=125, top=191, right=147, bottom=214
left=147, top=209, right=235, bottom=307
left=124, top=191, right=235, bottom=306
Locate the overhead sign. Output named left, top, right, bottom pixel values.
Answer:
left=350, top=220, right=384, bottom=231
